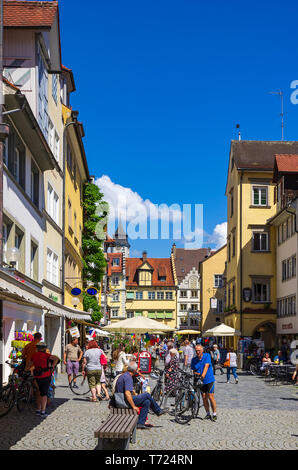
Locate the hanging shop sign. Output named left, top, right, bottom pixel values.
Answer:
left=71, top=288, right=82, bottom=296
left=86, top=287, right=98, bottom=296
left=210, top=297, right=217, bottom=309
left=243, top=288, right=252, bottom=302
left=69, top=326, right=80, bottom=338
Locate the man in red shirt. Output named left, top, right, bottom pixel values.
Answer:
left=31, top=343, right=59, bottom=417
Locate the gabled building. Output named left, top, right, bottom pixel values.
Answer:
left=267, top=154, right=298, bottom=347
left=125, top=251, right=177, bottom=328
left=171, top=244, right=211, bottom=330
left=0, top=1, right=91, bottom=383
left=200, top=245, right=227, bottom=332
left=225, top=140, right=298, bottom=349
left=104, top=223, right=130, bottom=323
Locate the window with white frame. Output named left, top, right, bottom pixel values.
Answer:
left=166, top=292, right=173, bottom=300
left=214, top=275, right=223, bottom=288
left=157, top=291, right=164, bottom=300
left=112, top=291, right=119, bottom=301
left=47, top=183, right=59, bottom=224
left=148, top=291, right=155, bottom=300
left=47, top=248, right=59, bottom=286
left=180, top=304, right=187, bottom=311
left=253, top=232, right=269, bottom=251
left=112, top=276, right=119, bottom=286
left=112, top=309, right=119, bottom=317
left=135, top=291, right=143, bottom=300
left=52, top=73, right=58, bottom=104
left=48, top=119, right=54, bottom=152
left=112, top=258, right=120, bottom=266
left=252, top=186, right=268, bottom=206
left=180, top=290, right=187, bottom=298
left=54, top=131, right=59, bottom=162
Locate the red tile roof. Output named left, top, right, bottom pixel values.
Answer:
left=4, top=1, right=58, bottom=28
left=126, top=258, right=175, bottom=287
left=275, top=154, right=298, bottom=173
left=107, top=253, right=123, bottom=276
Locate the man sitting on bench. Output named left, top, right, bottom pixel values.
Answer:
left=115, top=361, right=168, bottom=429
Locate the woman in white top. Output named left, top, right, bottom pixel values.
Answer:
left=226, top=347, right=238, bottom=384
left=113, top=344, right=130, bottom=375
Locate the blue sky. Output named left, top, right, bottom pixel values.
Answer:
left=59, top=0, right=298, bottom=257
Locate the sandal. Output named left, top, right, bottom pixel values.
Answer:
left=90, top=397, right=98, bottom=402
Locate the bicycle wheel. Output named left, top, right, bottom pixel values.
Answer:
left=174, top=388, right=197, bottom=424
left=161, top=387, right=179, bottom=413
left=151, top=383, right=162, bottom=403
left=0, top=384, right=16, bottom=418
left=17, top=381, right=34, bottom=413
left=249, top=361, right=259, bottom=376
left=70, top=374, right=90, bottom=395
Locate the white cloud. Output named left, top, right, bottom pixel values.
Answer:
left=206, top=222, right=227, bottom=249
left=96, top=175, right=226, bottom=249
left=95, top=175, right=182, bottom=225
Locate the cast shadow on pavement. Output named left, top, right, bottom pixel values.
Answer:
left=0, top=397, right=68, bottom=450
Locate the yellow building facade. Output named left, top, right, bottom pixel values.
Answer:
left=200, top=245, right=227, bottom=332
left=225, top=140, right=298, bottom=349
left=62, top=97, right=89, bottom=310
left=125, top=253, right=177, bottom=328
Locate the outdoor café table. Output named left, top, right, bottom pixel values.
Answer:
left=267, top=364, right=294, bottom=384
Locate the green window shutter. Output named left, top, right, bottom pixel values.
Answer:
left=126, top=292, right=134, bottom=299
left=165, top=311, right=173, bottom=319
left=156, top=312, right=164, bottom=319
left=148, top=312, right=156, bottom=319
left=135, top=311, right=143, bottom=317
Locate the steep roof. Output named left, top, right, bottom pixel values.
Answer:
left=173, top=248, right=211, bottom=282
left=274, top=154, right=298, bottom=173
left=230, top=140, right=298, bottom=171
left=4, top=1, right=58, bottom=28
left=126, top=258, right=175, bottom=287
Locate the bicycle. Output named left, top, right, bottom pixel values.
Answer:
left=0, top=361, right=36, bottom=417
left=174, top=373, right=204, bottom=425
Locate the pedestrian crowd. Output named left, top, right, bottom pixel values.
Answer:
left=15, top=333, right=298, bottom=429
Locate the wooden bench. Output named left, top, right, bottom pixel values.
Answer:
left=94, top=408, right=139, bottom=450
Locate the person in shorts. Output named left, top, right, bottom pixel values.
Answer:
left=191, top=344, right=217, bottom=421
left=82, top=340, right=102, bottom=402
left=31, top=343, right=59, bottom=417
left=64, top=337, right=82, bottom=388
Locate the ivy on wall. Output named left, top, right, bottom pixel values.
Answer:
left=82, top=183, right=108, bottom=322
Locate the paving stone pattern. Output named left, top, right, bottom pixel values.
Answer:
left=0, top=371, right=297, bottom=450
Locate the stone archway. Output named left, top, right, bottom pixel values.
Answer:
left=252, top=322, right=276, bottom=350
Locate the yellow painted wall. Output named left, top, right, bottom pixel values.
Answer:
left=125, top=288, right=177, bottom=328
left=225, top=158, right=277, bottom=339
left=200, top=245, right=227, bottom=331
left=62, top=105, right=88, bottom=311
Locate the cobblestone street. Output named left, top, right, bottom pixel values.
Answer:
left=0, top=371, right=297, bottom=450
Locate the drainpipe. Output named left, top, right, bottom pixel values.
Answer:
left=62, top=114, right=78, bottom=305
left=240, top=172, right=243, bottom=337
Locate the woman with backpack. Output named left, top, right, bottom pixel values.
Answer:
left=82, top=340, right=103, bottom=402
left=31, top=343, right=59, bottom=417
left=225, top=347, right=239, bottom=384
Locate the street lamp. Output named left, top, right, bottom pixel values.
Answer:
left=71, top=297, right=80, bottom=309
left=5, top=247, right=20, bottom=269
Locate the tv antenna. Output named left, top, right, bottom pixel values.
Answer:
left=236, top=123, right=241, bottom=141
left=269, top=89, right=284, bottom=141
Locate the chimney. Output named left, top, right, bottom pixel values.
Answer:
left=142, top=251, right=147, bottom=261
left=172, top=243, right=176, bottom=258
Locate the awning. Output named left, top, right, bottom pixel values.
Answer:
left=0, top=270, right=91, bottom=322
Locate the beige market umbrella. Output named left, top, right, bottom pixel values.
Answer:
left=102, top=316, right=175, bottom=334
left=177, top=330, right=201, bottom=335
left=203, top=323, right=241, bottom=337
